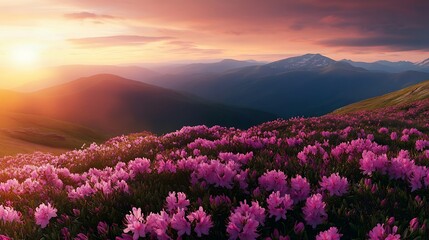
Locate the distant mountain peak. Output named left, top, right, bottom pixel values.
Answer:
left=417, top=58, right=429, bottom=67
left=74, top=74, right=133, bottom=85
left=267, top=53, right=335, bottom=71
left=219, top=59, right=243, bottom=63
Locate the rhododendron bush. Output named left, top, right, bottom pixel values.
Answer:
left=1, top=99, right=429, bottom=239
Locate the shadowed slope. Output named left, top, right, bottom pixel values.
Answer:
left=10, top=74, right=276, bottom=135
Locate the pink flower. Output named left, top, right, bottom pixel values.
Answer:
left=97, top=221, right=109, bottom=235
left=400, top=134, right=409, bottom=142
left=193, top=161, right=237, bottom=189
left=316, top=227, right=342, bottom=240
left=219, top=152, right=253, bottom=165
left=61, top=227, right=71, bottom=240
left=145, top=211, right=170, bottom=239
left=266, top=191, right=293, bottom=221
left=294, top=222, right=305, bottom=235
left=165, top=192, right=190, bottom=213
left=388, top=151, right=414, bottom=180
left=0, top=205, right=21, bottom=223
left=187, top=206, right=213, bottom=237
left=209, top=195, right=232, bottom=208
left=409, top=166, right=426, bottom=191
left=128, top=158, right=152, bottom=176
left=416, top=140, right=429, bottom=151
left=124, top=207, right=146, bottom=240
left=227, top=214, right=259, bottom=240
left=34, top=203, right=57, bottom=228
left=290, top=175, right=310, bottom=202
left=227, top=201, right=265, bottom=240
left=170, top=208, right=191, bottom=236
left=368, top=224, right=385, bottom=239
left=157, top=160, right=176, bottom=174
left=368, top=224, right=400, bottom=240
left=258, top=170, right=287, bottom=193
left=75, top=233, right=88, bottom=240
left=410, top=218, right=419, bottom=232
left=303, top=194, right=327, bottom=229
left=390, top=132, right=398, bottom=140
left=378, top=127, right=389, bottom=134
left=360, top=151, right=388, bottom=176
left=320, top=173, right=349, bottom=197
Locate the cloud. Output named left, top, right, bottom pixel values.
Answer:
left=167, top=41, right=223, bottom=55
left=61, top=0, right=429, bottom=52
left=68, top=35, right=173, bottom=48
left=320, top=35, right=429, bottom=51
left=64, top=11, right=117, bottom=20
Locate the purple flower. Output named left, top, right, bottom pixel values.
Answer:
left=316, top=227, right=342, bottom=240
left=290, top=175, right=310, bottom=202
left=410, top=218, right=419, bottom=232
left=227, top=201, right=265, bottom=240
left=266, top=191, right=293, bottom=221
left=124, top=207, right=146, bottom=240
left=258, top=170, right=287, bottom=193
left=303, top=194, right=327, bottom=229
left=368, top=223, right=400, bottom=240
left=390, top=132, right=398, bottom=140
left=145, top=211, right=170, bottom=239
left=165, top=191, right=190, bottom=213
left=360, top=151, right=388, bottom=176
left=97, top=221, right=109, bottom=235
left=187, top=206, right=213, bottom=237
left=34, top=203, right=57, bottom=229
left=170, top=208, right=191, bottom=236
left=320, top=173, right=349, bottom=197
left=294, top=222, right=305, bottom=235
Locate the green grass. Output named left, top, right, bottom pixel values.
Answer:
left=0, top=111, right=106, bottom=156
left=334, top=79, right=429, bottom=114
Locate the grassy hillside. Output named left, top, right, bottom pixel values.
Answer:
left=334, top=79, right=429, bottom=114
left=0, top=112, right=105, bottom=156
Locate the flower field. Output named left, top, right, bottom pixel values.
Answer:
left=1, top=99, right=429, bottom=239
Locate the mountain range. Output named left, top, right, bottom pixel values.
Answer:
left=342, top=58, right=429, bottom=73
left=146, top=54, right=429, bottom=118
left=152, top=59, right=264, bottom=75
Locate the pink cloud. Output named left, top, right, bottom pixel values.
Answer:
left=64, top=11, right=117, bottom=20
left=68, top=35, right=173, bottom=48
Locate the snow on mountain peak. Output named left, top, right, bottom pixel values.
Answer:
left=267, top=53, right=336, bottom=71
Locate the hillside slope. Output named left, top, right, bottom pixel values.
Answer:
left=334, top=79, right=429, bottom=114
left=3, top=74, right=276, bottom=135
left=0, top=112, right=104, bottom=156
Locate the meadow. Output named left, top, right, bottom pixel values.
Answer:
left=0, top=99, right=428, bottom=239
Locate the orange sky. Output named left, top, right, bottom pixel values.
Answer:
left=1, top=0, right=429, bottom=71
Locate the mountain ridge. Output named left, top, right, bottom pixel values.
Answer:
left=147, top=53, right=429, bottom=118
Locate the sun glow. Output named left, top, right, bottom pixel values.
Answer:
left=9, top=44, right=41, bottom=67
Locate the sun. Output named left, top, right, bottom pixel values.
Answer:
left=9, top=44, right=41, bottom=67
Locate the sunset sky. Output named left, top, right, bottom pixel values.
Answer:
left=1, top=0, right=429, bottom=70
